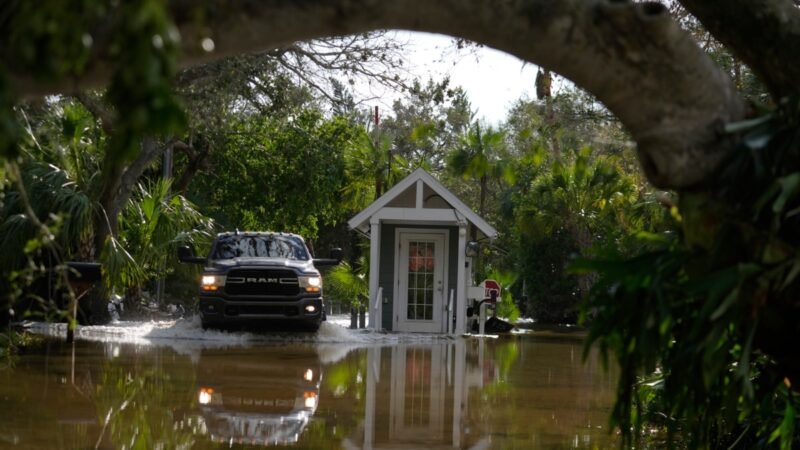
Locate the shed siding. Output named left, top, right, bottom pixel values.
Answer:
left=378, top=225, right=395, bottom=330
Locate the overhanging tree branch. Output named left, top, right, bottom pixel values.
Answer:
left=678, top=0, right=800, bottom=99
left=3, top=0, right=747, bottom=189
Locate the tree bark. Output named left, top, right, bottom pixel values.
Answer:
left=4, top=0, right=746, bottom=190
left=172, top=137, right=212, bottom=195
left=678, top=0, right=800, bottom=99
left=75, top=95, right=169, bottom=255
left=92, top=137, right=165, bottom=257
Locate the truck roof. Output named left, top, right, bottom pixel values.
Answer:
left=216, top=231, right=305, bottom=240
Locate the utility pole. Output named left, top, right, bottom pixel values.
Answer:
left=374, top=105, right=391, bottom=199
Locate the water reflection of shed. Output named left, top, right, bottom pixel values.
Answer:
left=348, top=169, right=498, bottom=334
left=345, top=341, right=491, bottom=450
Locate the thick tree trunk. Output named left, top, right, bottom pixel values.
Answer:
left=94, top=159, right=123, bottom=255
left=92, top=137, right=164, bottom=258
left=678, top=0, right=800, bottom=99
left=173, top=136, right=212, bottom=195
left=76, top=94, right=168, bottom=259
left=5, top=0, right=746, bottom=190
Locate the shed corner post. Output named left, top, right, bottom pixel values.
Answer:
left=368, top=216, right=382, bottom=329
left=455, top=224, right=467, bottom=335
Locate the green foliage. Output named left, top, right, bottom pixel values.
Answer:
left=325, top=256, right=369, bottom=309
left=505, top=88, right=633, bottom=161
left=512, top=231, right=581, bottom=322
left=380, top=78, right=472, bottom=170
left=0, top=331, right=19, bottom=369
left=1, top=161, right=92, bottom=266
left=100, top=179, right=213, bottom=292
left=2, top=1, right=186, bottom=163
left=100, top=235, right=146, bottom=293
left=0, top=101, right=102, bottom=267
left=0, top=160, right=83, bottom=324
left=449, top=124, right=509, bottom=181
left=2, top=100, right=213, bottom=305
left=447, top=122, right=513, bottom=216
left=504, top=146, right=654, bottom=322
left=581, top=100, right=800, bottom=448
left=101, top=0, right=186, bottom=221
left=341, top=131, right=409, bottom=210
left=115, top=179, right=214, bottom=289
left=516, top=147, right=638, bottom=242
left=0, top=330, right=45, bottom=370
left=5, top=0, right=105, bottom=79
left=188, top=110, right=360, bottom=238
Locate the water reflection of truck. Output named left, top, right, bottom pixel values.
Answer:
left=194, top=348, right=322, bottom=446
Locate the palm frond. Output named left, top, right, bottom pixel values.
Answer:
left=100, top=235, right=146, bottom=291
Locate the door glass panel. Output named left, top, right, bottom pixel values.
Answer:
left=407, top=240, right=435, bottom=321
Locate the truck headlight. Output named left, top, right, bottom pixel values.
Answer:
left=198, top=387, right=215, bottom=404
left=298, top=276, right=322, bottom=293
left=304, top=391, right=318, bottom=409
left=201, top=274, right=226, bottom=292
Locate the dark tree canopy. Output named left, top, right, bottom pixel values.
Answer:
left=2, top=0, right=756, bottom=189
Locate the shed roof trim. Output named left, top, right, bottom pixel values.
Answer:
left=347, top=168, right=498, bottom=239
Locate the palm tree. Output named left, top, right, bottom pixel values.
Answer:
left=2, top=101, right=214, bottom=321
left=341, top=130, right=408, bottom=209
left=324, top=255, right=369, bottom=328
left=111, top=178, right=214, bottom=293
left=1, top=102, right=102, bottom=265
left=446, top=122, right=511, bottom=282
left=447, top=122, right=510, bottom=218
left=2, top=102, right=105, bottom=330
left=517, top=147, right=638, bottom=295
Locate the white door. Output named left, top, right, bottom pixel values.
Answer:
left=396, top=232, right=446, bottom=333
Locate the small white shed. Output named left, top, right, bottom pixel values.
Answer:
left=347, top=169, right=498, bottom=334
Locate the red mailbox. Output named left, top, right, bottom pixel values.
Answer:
left=481, top=279, right=501, bottom=303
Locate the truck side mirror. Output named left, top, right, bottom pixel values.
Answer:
left=314, top=248, right=343, bottom=267
left=178, top=245, right=206, bottom=265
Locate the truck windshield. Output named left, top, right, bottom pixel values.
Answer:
left=211, top=235, right=310, bottom=261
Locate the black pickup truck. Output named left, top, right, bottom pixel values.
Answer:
left=178, top=231, right=341, bottom=331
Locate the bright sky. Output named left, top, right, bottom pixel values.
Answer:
left=356, top=31, right=541, bottom=126
left=401, top=32, right=540, bottom=125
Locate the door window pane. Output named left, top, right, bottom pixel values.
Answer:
left=406, top=240, right=436, bottom=322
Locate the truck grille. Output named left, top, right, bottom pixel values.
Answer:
left=224, top=269, right=300, bottom=296
left=226, top=305, right=299, bottom=316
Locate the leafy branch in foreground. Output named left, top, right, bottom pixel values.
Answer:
left=578, top=99, right=800, bottom=448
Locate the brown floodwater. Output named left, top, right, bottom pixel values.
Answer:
left=0, top=327, right=619, bottom=449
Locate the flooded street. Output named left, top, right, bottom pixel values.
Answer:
left=0, top=318, right=618, bottom=449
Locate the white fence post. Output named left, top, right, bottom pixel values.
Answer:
left=479, top=301, right=488, bottom=335
left=371, top=286, right=383, bottom=330
left=447, top=289, right=454, bottom=334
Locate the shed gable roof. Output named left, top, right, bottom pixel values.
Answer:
left=347, top=168, right=498, bottom=239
